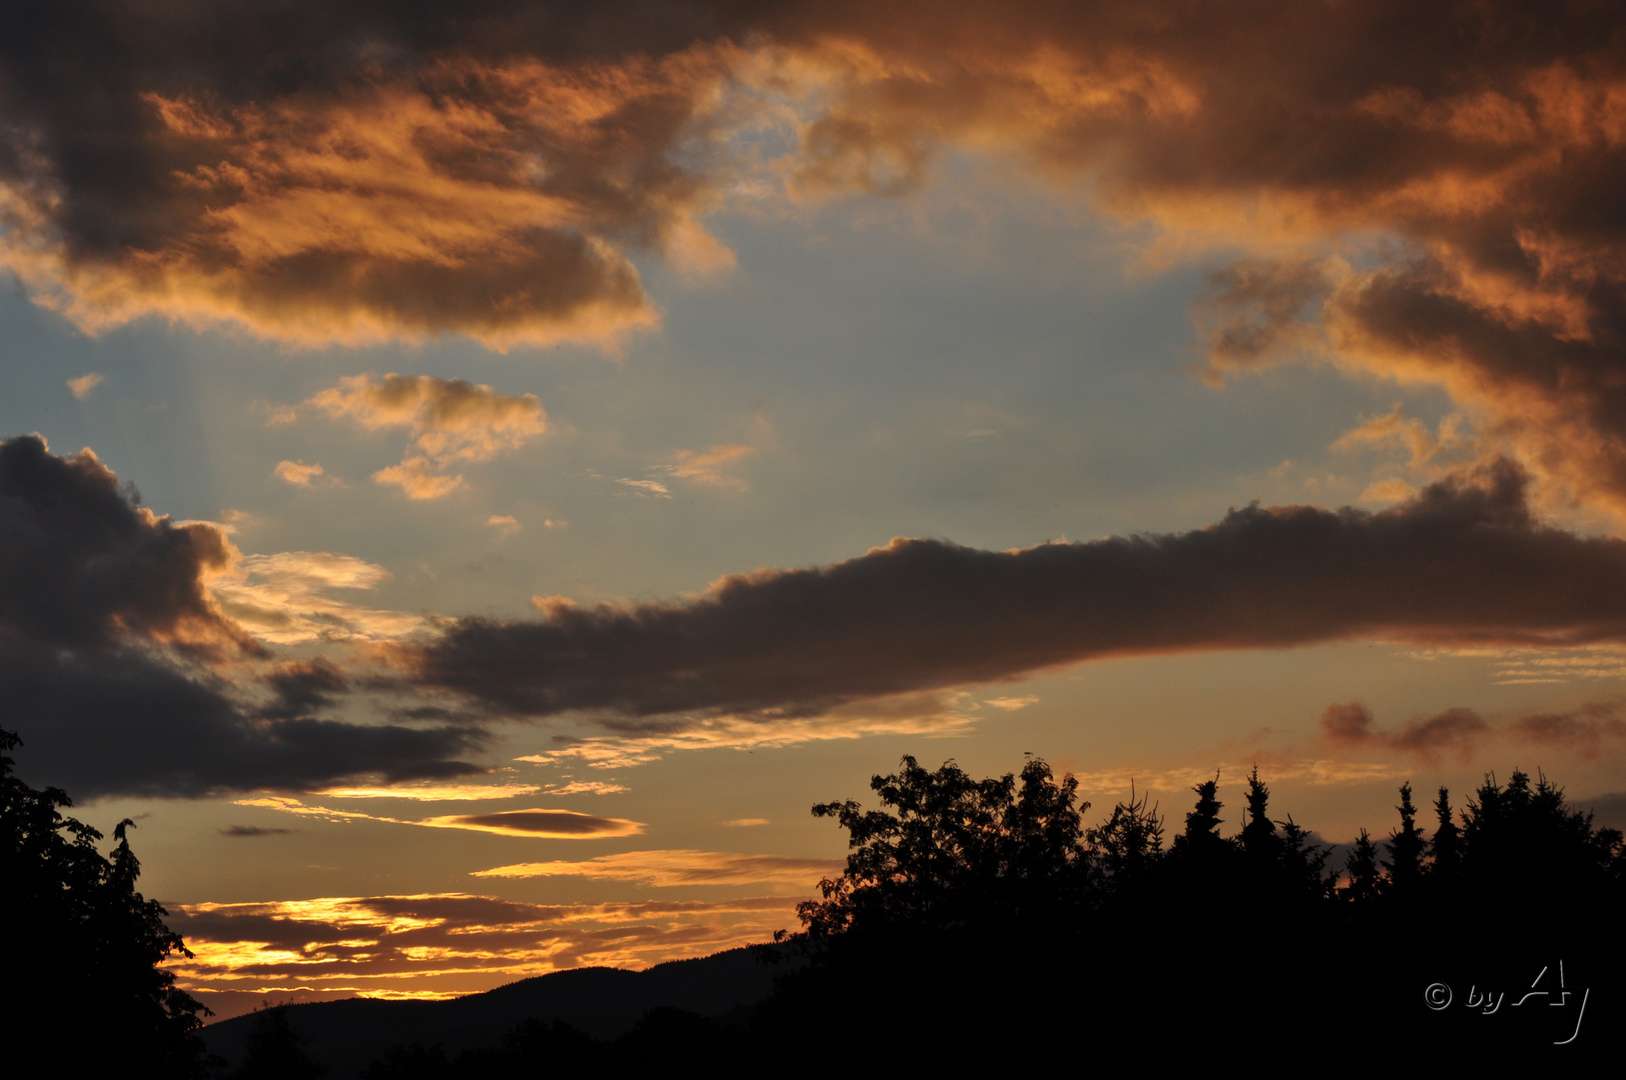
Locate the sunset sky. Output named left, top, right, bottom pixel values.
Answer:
left=4, top=1, right=1626, bottom=1019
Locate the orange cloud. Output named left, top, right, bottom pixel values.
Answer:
left=167, top=892, right=798, bottom=1019
left=472, top=849, right=840, bottom=889
left=236, top=797, right=642, bottom=838
left=305, top=374, right=547, bottom=499
left=743, top=7, right=1626, bottom=519
left=421, top=809, right=644, bottom=839
left=1, top=40, right=738, bottom=348
left=660, top=444, right=755, bottom=489
left=66, top=373, right=104, bottom=399
left=6, top=3, right=1624, bottom=519
left=210, top=550, right=424, bottom=645
left=311, top=783, right=542, bottom=801
left=273, top=460, right=335, bottom=489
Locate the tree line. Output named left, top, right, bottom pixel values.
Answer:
left=760, top=756, right=1623, bottom=1061
left=7, top=722, right=1618, bottom=1073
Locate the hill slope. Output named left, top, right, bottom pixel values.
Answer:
left=201, top=947, right=786, bottom=1077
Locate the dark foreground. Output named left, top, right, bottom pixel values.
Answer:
left=204, top=759, right=1621, bottom=1075
left=9, top=734, right=1619, bottom=1075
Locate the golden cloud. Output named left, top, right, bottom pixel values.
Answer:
left=210, top=550, right=425, bottom=645
left=167, top=892, right=798, bottom=1019
left=472, top=849, right=840, bottom=889
left=1, top=44, right=738, bottom=348
left=302, top=374, right=548, bottom=499
left=272, top=460, right=336, bottom=489
left=236, top=796, right=642, bottom=838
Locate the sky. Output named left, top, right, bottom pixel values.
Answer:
left=4, top=0, right=1626, bottom=1019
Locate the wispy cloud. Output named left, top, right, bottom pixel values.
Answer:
left=235, top=796, right=643, bottom=838
left=659, top=444, right=754, bottom=490
left=472, top=849, right=840, bottom=889
left=539, top=780, right=630, bottom=796
left=616, top=477, right=672, bottom=498
left=211, top=551, right=424, bottom=645
left=66, top=373, right=104, bottom=399
left=310, top=783, right=542, bottom=801
left=515, top=691, right=976, bottom=769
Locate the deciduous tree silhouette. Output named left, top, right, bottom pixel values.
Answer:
left=788, top=754, right=1091, bottom=947
left=1, top=728, right=211, bottom=1078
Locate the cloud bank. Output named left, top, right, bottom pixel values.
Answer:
left=0, top=434, right=484, bottom=798
left=408, top=462, right=1626, bottom=722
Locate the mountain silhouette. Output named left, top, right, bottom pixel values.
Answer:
left=201, top=947, right=788, bottom=1077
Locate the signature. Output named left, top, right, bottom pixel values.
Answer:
left=1424, top=961, right=1589, bottom=1045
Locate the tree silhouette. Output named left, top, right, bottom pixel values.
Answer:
left=789, top=755, right=1091, bottom=947
left=1171, top=773, right=1224, bottom=856
left=1428, top=785, right=1461, bottom=880
left=1, top=728, right=211, bottom=1078
left=1085, top=782, right=1163, bottom=885
left=1238, top=765, right=1281, bottom=861
left=1342, top=828, right=1383, bottom=904
left=1383, top=781, right=1425, bottom=894
left=229, top=1004, right=327, bottom=1079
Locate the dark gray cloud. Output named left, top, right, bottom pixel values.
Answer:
left=408, top=461, right=1626, bottom=721
left=220, top=825, right=294, bottom=837
left=0, top=433, right=249, bottom=654
left=261, top=657, right=351, bottom=721
left=0, top=434, right=486, bottom=798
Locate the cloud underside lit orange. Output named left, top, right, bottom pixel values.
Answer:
left=471, top=849, right=841, bottom=887
left=165, top=893, right=798, bottom=1020
left=3, top=2, right=1626, bottom=512
left=234, top=797, right=644, bottom=838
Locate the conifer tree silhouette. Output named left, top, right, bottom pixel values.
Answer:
left=1342, top=829, right=1382, bottom=904
left=1428, top=786, right=1461, bottom=880
left=1238, top=765, right=1284, bottom=869
left=1383, top=781, right=1425, bottom=894
left=1170, top=773, right=1225, bottom=864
